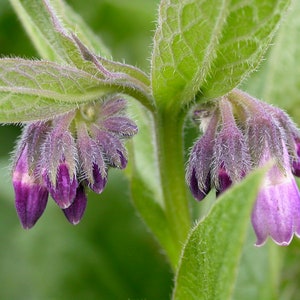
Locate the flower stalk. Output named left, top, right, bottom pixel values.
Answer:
left=154, top=108, right=191, bottom=267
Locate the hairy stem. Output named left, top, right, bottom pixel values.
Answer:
left=154, top=108, right=191, bottom=268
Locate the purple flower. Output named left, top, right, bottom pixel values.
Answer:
left=187, top=89, right=300, bottom=246
left=186, top=110, right=217, bottom=201
left=13, top=145, right=48, bottom=229
left=41, top=117, right=78, bottom=209
left=12, top=95, right=138, bottom=228
left=252, top=165, right=300, bottom=246
left=186, top=97, right=250, bottom=199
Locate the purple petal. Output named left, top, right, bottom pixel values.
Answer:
left=186, top=111, right=218, bottom=201
left=101, top=116, right=138, bottom=137
left=76, top=125, right=107, bottom=190
left=100, top=97, right=127, bottom=117
left=187, top=168, right=210, bottom=201
left=63, top=184, right=87, bottom=225
left=292, top=142, right=300, bottom=177
left=88, top=163, right=107, bottom=194
left=44, top=163, right=78, bottom=209
left=212, top=98, right=251, bottom=190
left=216, top=167, right=232, bottom=196
left=13, top=146, right=48, bottom=229
left=14, top=181, right=48, bottom=229
left=40, top=126, right=78, bottom=183
left=252, top=172, right=300, bottom=246
left=91, top=128, right=128, bottom=169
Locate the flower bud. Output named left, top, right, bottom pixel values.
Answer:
left=41, top=115, right=79, bottom=208
left=43, top=162, right=78, bottom=209
left=91, top=126, right=128, bottom=169
left=186, top=110, right=218, bottom=200
left=76, top=122, right=107, bottom=194
left=63, top=184, right=87, bottom=225
left=13, top=145, right=48, bottom=229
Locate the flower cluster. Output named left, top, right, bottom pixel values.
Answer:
left=12, top=95, right=138, bottom=229
left=186, top=89, right=300, bottom=246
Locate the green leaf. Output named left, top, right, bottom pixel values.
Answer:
left=9, top=0, right=154, bottom=111
left=50, top=0, right=110, bottom=56
left=242, top=0, right=300, bottom=118
left=172, top=166, right=267, bottom=300
left=72, top=36, right=154, bottom=111
left=9, top=0, right=109, bottom=64
left=0, top=58, right=111, bottom=122
left=151, top=0, right=291, bottom=109
left=0, top=58, right=153, bottom=122
left=10, top=0, right=112, bottom=81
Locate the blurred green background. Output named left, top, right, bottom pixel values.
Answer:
left=0, top=0, right=173, bottom=299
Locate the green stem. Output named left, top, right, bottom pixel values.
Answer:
left=154, top=108, right=192, bottom=268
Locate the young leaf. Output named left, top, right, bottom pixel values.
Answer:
left=10, top=0, right=113, bottom=80
left=10, top=0, right=109, bottom=64
left=50, top=0, right=110, bottom=56
left=151, top=0, right=291, bottom=109
left=0, top=58, right=153, bottom=122
left=9, top=0, right=153, bottom=111
left=0, top=58, right=112, bottom=122
left=10, top=0, right=77, bottom=64
left=172, top=166, right=267, bottom=300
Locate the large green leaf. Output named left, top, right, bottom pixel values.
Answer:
left=151, top=0, right=291, bottom=110
left=172, top=167, right=267, bottom=300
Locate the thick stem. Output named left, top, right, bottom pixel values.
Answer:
left=154, top=109, right=191, bottom=267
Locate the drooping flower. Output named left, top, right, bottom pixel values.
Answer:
left=251, top=142, right=300, bottom=246
left=13, top=144, right=49, bottom=229
left=186, top=110, right=218, bottom=201
left=186, top=97, right=251, bottom=199
left=12, top=122, right=50, bottom=229
left=41, top=114, right=79, bottom=209
left=12, top=95, right=138, bottom=228
left=186, top=89, right=300, bottom=246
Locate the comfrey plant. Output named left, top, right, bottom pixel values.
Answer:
left=1, top=0, right=299, bottom=299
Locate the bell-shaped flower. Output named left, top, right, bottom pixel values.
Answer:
left=186, top=110, right=218, bottom=200
left=41, top=121, right=78, bottom=209
left=212, top=98, right=251, bottom=194
left=252, top=148, right=300, bottom=246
